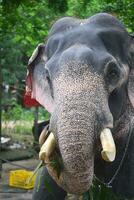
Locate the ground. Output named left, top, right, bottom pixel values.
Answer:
left=1, top=119, right=40, bottom=199
left=0, top=158, right=39, bottom=200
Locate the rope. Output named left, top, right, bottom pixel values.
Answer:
left=0, top=157, right=33, bottom=171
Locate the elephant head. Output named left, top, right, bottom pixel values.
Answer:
left=27, top=13, right=134, bottom=197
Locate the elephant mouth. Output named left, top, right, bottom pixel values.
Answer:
left=38, top=126, right=116, bottom=193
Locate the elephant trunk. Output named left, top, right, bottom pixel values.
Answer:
left=47, top=62, right=113, bottom=194
left=54, top=101, right=96, bottom=194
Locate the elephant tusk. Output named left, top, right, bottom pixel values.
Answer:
left=39, top=132, right=56, bottom=161
left=100, top=128, right=116, bottom=162
left=39, top=125, right=49, bottom=147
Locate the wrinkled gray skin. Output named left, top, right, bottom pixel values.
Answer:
left=29, top=13, right=134, bottom=198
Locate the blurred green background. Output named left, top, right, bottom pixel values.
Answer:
left=1, top=0, right=134, bottom=199
left=1, top=0, right=133, bottom=115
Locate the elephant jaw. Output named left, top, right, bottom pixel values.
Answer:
left=39, top=131, right=94, bottom=194
left=39, top=128, right=116, bottom=194
left=45, top=153, right=94, bottom=194
left=41, top=150, right=94, bottom=194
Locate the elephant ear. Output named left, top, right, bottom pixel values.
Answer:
left=27, top=43, right=54, bottom=113
left=28, top=43, right=47, bottom=66
left=127, top=35, right=134, bottom=107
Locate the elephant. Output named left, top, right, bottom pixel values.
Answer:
left=26, top=13, right=134, bottom=199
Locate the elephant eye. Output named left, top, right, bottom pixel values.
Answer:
left=105, top=61, right=120, bottom=88
left=107, top=68, right=119, bottom=80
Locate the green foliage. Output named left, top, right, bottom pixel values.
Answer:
left=47, top=0, right=68, bottom=12
left=50, top=156, right=62, bottom=178
left=83, top=190, right=91, bottom=200
left=83, top=178, right=127, bottom=200
left=67, top=0, right=100, bottom=17
left=12, top=122, right=32, bottom=135
left=2, top=104, right=31, bottom=121
left=67, top=0, right=134, bottom=32
left=2, top=103, right=49, bottom=121
left=98, top=0, right=134, bottom=32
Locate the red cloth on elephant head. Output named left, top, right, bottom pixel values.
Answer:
left=23, top=43, right=45, bottom=108
left=23, top=71, right=40, bottom=107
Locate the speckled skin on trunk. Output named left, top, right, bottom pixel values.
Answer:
left=47, top=61, right=113, bottom=194
left=29, top=13, right=134, bottom=199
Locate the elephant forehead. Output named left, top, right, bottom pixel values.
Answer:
left=46, top=13, right=129, bottom=74
left=49, top=13, right=125, bottom=36
left=46, top=26, right=102, bottom=60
